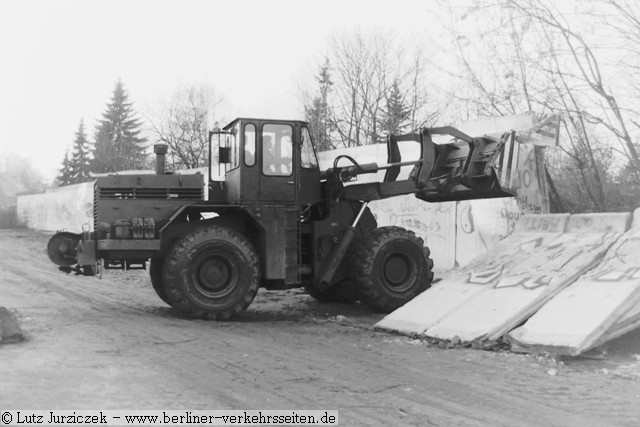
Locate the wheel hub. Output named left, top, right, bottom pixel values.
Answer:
left=194, top=255, right=236, bottom=297
left=383, top=253, right=412, bottom=290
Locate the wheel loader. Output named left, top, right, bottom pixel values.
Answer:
left=47, top=118, right=520, bottom=319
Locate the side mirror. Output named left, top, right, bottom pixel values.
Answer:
left=219, top=146, right=231, bottom=164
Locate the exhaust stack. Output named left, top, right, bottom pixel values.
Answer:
left=154, top=144, right=168, bottom=175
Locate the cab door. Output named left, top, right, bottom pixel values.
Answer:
left=259, top=123, right=295, bottom=203
left=298, top=125, right=321, bottom=206
left=240, top=122, right=259, bottom=202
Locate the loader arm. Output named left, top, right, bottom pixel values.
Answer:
left=325, top=126, right=519, bottom=203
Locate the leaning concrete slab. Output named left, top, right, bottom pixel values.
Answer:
left=423, top=212, right=631, bottom=342
left=509, top=210, right=640, bottom=355
left=375, top=213, right=570, bottom=336
left=593, top=299, right=640, bottom=349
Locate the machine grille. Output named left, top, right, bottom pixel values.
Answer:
left=93, top=184, right=98, bottom=232
left=99, top=187, right=203, bottom=200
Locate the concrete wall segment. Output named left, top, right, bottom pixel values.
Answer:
left=593, top=301, right=640, bottom=349
left=566, top=212, right=632, bottom=234
left=457, top=112, right=537, bottom=136
left=375, top=216, right=569, bottom=336
left=423, top=222, right=626, bottom=342
left=17, top=181, right=94, bottom=233
left=513, top=213, right=569, bottom=234
left=508, top=279, right=640, bottom=355
left=378, top=210, right=636, bottom=342
left=369, top=197, right=457, bottom=270
left=507, top=209, right=640, bottom=354
left=630, top=207, right=640, bottom=232
left=454, top=198, right=519, bottom=268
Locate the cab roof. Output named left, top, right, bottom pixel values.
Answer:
left=222, top=117, right=310, bottom=131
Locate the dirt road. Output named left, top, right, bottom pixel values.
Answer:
left=1, top=229, right=639, bottom=426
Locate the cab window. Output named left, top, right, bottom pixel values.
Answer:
left=262, top=124, right=293, bottom=176
left=301, top=127, right=319, bottom=169
left=228, top=122, right=240, bottom=170
left=209, top=126, right=232, bottom=181
left=244, top=124, right=256, bottom=166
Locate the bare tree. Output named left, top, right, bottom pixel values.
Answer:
left=317, top=29, right=438, bottom=148
left=437, top=1, right=546, bottom=119
left=149, top=84, right=222, bottom=170
left=304, top=59, right=336, bottom=151
left=505, top=14, right=610, bottom=211
left=326, top=30, right=388, bottom=146
left=508, top=0, right=640, bottom=182
left=437, top=0, right=640, bottom=211
left=404, top=50, right=441, bottom=130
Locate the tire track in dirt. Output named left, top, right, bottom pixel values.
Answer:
left=0, top=241, right=163, bottom=312
left=0, top=241, right=345, bottom=410
left=0, top=248, right=537, bottom=424
left=2, top=230, right=639, bottom=426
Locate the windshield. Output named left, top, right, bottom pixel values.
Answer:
left=262, top=124, right=293, bottom=176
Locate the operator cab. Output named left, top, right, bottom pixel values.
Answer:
left=209, top=118, right=321, bottom=206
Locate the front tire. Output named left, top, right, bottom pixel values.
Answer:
left=353, top=226, right=433, bottom=313
left=163, top=226, right=260, bottom=320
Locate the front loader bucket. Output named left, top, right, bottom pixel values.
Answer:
left=336, top=126, right=523, bottom=204
left=415, top=131, right=518, bottom=202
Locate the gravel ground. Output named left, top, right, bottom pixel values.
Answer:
left=1, top=229, right=639, bottom=426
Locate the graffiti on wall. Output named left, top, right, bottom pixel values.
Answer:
left=370, top=197, right=457, bottom=268
left=383, top=198, right=454, bottom=237
left=464, top=229, right=621, bottom=293
left=514, top=146, right=545, bottom=214
left=455, top=199, right=518, bottom=267
left=581, top=232, right=640, bottom=282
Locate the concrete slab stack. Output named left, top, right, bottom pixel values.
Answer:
left=376, top=213, right=570, bottom=336
left=509, top=209, right=640, bottom=355
left=376, top=212, right=634, bottom=348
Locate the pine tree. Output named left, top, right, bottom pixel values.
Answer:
left=304, top=59, right=335, bottom=151
left=382, top=80, right=410, bottom=135
left=93, top=80, right=148, bottom=172
left=57, top=149, right=74, bottom=186
left=69, top=120, right=92, bottom=183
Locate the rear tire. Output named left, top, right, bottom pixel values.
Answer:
left=163, top=226, right=260, bottom=320
left=150, top=258, right=170, bottom=305
left=353, top=226, right=433, bottom=313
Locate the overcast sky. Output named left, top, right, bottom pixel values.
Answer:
left=0, top=0, right=441, bottom=182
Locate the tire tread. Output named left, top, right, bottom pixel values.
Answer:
left=353, top=226, right=433, bottom=313
left=163, top=226, right=260, bottom=320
